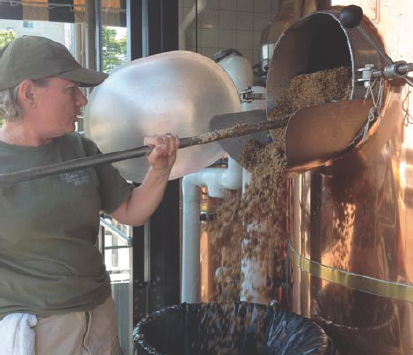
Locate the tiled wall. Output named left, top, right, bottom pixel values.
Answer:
left=179, top=0, right=283, bottom=67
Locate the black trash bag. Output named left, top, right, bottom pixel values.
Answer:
left=133, top=302, right=332, bottom=355
left=311, top=284, right=401, bottom=354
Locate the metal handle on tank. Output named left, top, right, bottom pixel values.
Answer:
left=339, top=5, right=413, bottom=86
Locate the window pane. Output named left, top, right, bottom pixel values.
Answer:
left=102, top=26, right=127, bottom=73
left=0, top=19, right=73, bottom=48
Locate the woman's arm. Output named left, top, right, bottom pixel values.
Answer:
left=111, top=134, right=179, bottom=226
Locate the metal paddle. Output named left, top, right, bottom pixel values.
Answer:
left=0, top=115, right=289, bottom=186
left=0, top=99, right=373, bottom=185
left=210, top=99, right=373, bottom=170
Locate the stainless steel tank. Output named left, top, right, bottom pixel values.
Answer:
left=84, top=51, right=240, bottom=183
left=267, top=6, right=413, bottom=354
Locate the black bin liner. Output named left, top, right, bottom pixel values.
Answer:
left=311, top=285, right=401, bottom=354
left=133, top=302, right=332, bottom=354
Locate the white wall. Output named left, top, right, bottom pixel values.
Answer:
left=179, top=0, right=282, bottom=67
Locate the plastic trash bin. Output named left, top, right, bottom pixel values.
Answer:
left=133, top=302, right=333, bottom=354
left=311, top=285, right=401, bottom=354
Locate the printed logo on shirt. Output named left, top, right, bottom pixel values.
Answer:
left=64, top=170, right=90, bottom=185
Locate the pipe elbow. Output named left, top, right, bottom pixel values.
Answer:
left=221, top=157, right=243, bottom=190
left=182, top=173, right=200, bottom=201
left=199, top=168, right=226, bottom=198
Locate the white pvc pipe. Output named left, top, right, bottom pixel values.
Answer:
left=242, top=168, right=252, bottom=194
left=198, top=168, right=226, bottom=198
left=241, top=169, right=268, bottom=303
left=181, top=159, right=243, bottom=303
left=239, top=87, right=269, bottom=304
left=222, top=157, right=243, bottom=190
left=240, top=236, right=270, bottom=305
left=181, top=56, right=253, bottom=303
left=181, top=173, right=201, bottom=303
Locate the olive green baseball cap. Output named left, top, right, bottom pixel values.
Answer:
left=0, top=35, right=108, bottom=91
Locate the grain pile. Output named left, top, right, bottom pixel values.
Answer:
left=208, top=67, right=352, bottom=304
left=268, top=66, right=352, bottom=118
left=194, top=303, right=268, bottom=354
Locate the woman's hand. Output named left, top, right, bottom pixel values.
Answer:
left=113, top=134, right=180, bottom=226
left=144, top=134, right=180, bottom=174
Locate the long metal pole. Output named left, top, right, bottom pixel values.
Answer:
left=0, top=117, right=289, bottom=186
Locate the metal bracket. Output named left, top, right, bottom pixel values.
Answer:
left=240, top=87, right=266, bottom=103
left=356, top=64, right=380, bottom=88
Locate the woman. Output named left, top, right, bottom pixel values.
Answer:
left=0, top=36, right=179, bottom=354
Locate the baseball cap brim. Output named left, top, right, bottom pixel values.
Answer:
left=56, top=67, right=108, bottom=87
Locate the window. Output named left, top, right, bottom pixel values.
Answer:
left=23, top=20, right=33, bottom=28
left=102, top=26, right=127, bottom=73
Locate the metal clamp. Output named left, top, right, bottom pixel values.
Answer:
left=240, top=87, right=266, bottom=103
left=356, top=64, right=380, bottom=88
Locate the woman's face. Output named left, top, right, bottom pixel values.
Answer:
left=30, top=77, right=87, bottom=138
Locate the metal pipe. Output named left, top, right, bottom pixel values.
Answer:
left=85, top=0, right=97, bottom=71
left=99, top=217, right=131, bottom=245
left=0, top=145, right=152, bottom=186
left=181, top=173, right=201, bottom=303
left=181, top=161, right=244, bottom=303
left=397, top=63, right=413, bottom=74
left=143, top=220, right=151, bottom=284
left=0, top=118, right=289, bottom=186
left=95, top=0, right=103, bottom=72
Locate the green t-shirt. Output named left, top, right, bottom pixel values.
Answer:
left=0, top=132, right=134, bottom=320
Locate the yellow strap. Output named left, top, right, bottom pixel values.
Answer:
left=288, top=242, right=413, bottom=302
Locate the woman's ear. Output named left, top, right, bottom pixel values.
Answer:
left=18, top=80, right=36, bottom=108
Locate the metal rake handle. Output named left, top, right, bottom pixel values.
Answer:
left=0, top=117, right=289, bottom=186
